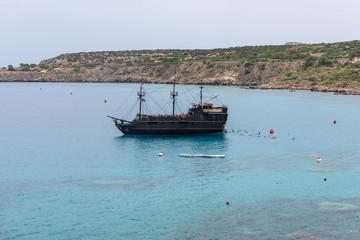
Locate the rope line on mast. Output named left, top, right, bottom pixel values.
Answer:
left=176, top=97, right=185, bottom=113
left=160, top=100, right=172, bottom=114
left=182, top=85, right=198, bottom=105
left=180, top=85, right=193, bottom=108
left=112, top=84, right=138, bottom=116
left=143, top=102, right=151, bottom=115
left=204, top=88, right=224, bottom=105
left=123, top=99, right=139, bottom=120
left=145, top=90, right=164, bottom=111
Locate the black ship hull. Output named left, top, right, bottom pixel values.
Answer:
left=114, top=120, right=226, bottom=135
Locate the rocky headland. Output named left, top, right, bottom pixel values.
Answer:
left=1, top=40, right=360, bottom=94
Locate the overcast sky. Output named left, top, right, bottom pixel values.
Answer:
left=1, top=0, right=360, bottom=67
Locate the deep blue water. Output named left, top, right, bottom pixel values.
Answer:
left=1, top=82, right=360, bottom=239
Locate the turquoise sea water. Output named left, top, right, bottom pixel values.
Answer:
left=1, top=82, right=360, bottom=239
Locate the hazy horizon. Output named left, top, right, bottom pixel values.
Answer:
left=1, top=0, right=360, bottom=67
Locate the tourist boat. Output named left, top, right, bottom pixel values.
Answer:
left=108, top=80, right=228, bottom=135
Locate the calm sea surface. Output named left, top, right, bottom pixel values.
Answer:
left=1, top=82, right=360, bottom=239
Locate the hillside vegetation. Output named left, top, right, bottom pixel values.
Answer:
left=1, top=40, right=360, bottom=94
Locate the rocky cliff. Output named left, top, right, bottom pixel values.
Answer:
left=1, top=41, right=360, bottom=94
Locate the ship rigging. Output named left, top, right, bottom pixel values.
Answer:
left=107, top=79, right=228, bottom=135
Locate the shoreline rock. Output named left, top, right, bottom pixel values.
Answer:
left=1, top=72, right=359, bottom=95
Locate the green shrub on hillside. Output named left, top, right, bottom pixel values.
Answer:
left=318, top=56, right=332, bottom=66
left=22, top=65, right=30, bottom=71
left=258, top=64, right=265, bottom=70
left=304, top=56, right=317, bottom=69
left=19, top=63, right=30, bottom=71
left=8, top=65, right=15, bottom=71
left=46, top=65, right=54, bottom=71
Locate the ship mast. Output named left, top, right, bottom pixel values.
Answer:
left=171, top=77, right=178, bottom=115
left=137, top=83, right=145, bottom=119
left=200, top=79, right=204, bottom=108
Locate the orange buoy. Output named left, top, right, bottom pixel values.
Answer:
left=316, top=157, right=322, bottom=163
left=270, top=129, right=274, bottom=134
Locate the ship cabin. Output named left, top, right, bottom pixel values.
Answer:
left=190, top=102, right=228, bottom=114
left=131, top=102, right=227, bottom=123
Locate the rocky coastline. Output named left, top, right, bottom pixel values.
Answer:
left=1, top=67, right=360, bottom=95
left=1, top=41, right=360, bottom=95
